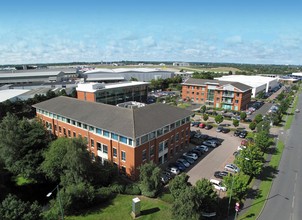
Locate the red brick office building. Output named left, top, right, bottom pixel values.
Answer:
left=182, top=78, right=252, bottom=111
left=34, top=96, right=192, bottom=179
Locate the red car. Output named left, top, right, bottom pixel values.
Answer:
left=199, top=123, right=206, bottom=128
left=241, top=139, right=248, bottom=146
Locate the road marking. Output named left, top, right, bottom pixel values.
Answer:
left=292, top=195, right=295, bottom=208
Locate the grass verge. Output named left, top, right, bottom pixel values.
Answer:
left=239, top=141, right=284, bottom=220
left=66, top=194, right=172, bottom=220
left=285, top=88, right=301, bottom=129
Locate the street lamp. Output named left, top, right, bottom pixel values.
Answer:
left=47, top=185, right=64, bottom=220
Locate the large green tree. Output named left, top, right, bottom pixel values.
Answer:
left=215, top=115, right=224, bottom=124
left=172, top=186, right=200, bottom=220
left=255, top=131, right=271, bottom=153
left=254, top=114, right=263, bottom=124
left=240, top=112, right=247, bottom=121
left=195, top=178, right=218, bottom=213
left=138, top=162, right=161, bottom=198
left=0, top=194, right=42, bottom=220
left=223, top=174, right=248, bottom=201
left=0, top=113, right=49, bottom=179
left=169, top=173, right=190, bottom=199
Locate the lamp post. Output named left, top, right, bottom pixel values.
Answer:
left=47, top=185, right=64, bottom=220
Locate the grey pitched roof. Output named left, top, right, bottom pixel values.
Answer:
left=183, top=78, right=252, bottom=91
left=33, top=96, right=192, bottom=138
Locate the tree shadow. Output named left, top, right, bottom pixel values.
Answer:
left=245, top=188, right=262, bottom=200
left=265, top=147, right=279, bottom=155
left=140, top=207, right=160, bottom=215
left=240, top=213, right=255, bottom=219
left=256, top=165, right=279, bottom=181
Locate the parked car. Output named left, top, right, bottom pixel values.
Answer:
left=167, top=167, right=180, bottom=175
left=224, top=164, right=240, bottom=173
left=239, top=130, right=247, bottom=138
left=162, top=171, right=174, bottom=180
left=180, top=156, right=195, bottom=164
left=234, top=129, right=241, bottom=136
left=190, top=149, right=203, bottom=157
left=170, top=162, right=186, bottom=171
left=220, top=123, right=231, bottom=127
left=210, top=179, right=227, bottom=191
left=177, top=158, right=190, bottom=168
left=216, top=126, right=223, bottom=132
left=191, top=121, right=201, bottom=127
left=241, top=139, right=248, bottom=146
left=295, top=109, right=300, bottom=113
left=196, top=145, right=209, bottom=152
left=204, top=124, right=213, bottom=130
left=244, top=118, right=252, bottom=122
left=203, top=140, right=217, bottom=148
left=237, top=145, right=246, bottom=151
left=221, top=128, right=230, bottom=133
left=199, top=123, right=206, bottom=128
left=214, top=171, right=232, bottom=179
left=160, top=174, right=170, bottom=185
left=183, top=152, right=198, bottom=160
left=233, top=150, right=240, bottom=157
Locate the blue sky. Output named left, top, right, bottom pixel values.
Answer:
left=0, top=0, right=302, bottom=65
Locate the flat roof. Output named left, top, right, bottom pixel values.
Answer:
left=0, top=71, right=63, bottom=78
left=292, top=72, right=302, bottom=76
left=0, top=89, right=30, bottom=102
left=85, top=68, right=171, bottom=74
left=33, top=96, right=192, bottom=138
left=215, top=75, right=277, bottom=88
left=76, top=81, right=150, bottom=92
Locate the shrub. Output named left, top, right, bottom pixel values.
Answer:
left=124, top=183, right=141, bottom=195
left=109, top=183, right=125, bottom=193
left=249, top=122, right=257, bottom=130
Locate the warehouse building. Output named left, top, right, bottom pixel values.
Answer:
left=34, top=96, right=192, bottom=179
left=82, top=68, right=174, bottom=82
left=214, top=75, right=279, bottom=98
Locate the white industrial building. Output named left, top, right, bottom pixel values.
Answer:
left=0, top=89, right=30, bottom=102
left=82, top=68, right=174, bottom=82
left=291, top=72, right=302, bottom=79
left=215, top=75, right=279, bottom=98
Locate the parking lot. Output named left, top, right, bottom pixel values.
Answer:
left=187, top=126, right=242, bottom=185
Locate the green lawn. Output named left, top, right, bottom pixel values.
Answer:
left=66, top=194, right=172, bottom=220
left=239, top=141, right=284, bottom=220
left=177, top=103, right=191, bottom=109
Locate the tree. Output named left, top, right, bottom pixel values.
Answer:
left=233, top=119, right=239, bottom=127
left=215, top=115, right=224, bottom=124
left=172, top=186, right=200, bottom=220
left=271, top=111, right=282, bottom=125
left=41, top=138, right=109, bottom=187
left=223, top=174, right=248, bottom=201
left=195, top=178, right=218, bottom=213
left=235, top=145, right=264, bottom=183
left=200, top=105, right=207, bottom=114
left=249, top=122, right=257, bottom=130
left=130, top=77, right=138, bottom=81
left=0, top=113, right=50, bottom=180
left=169, top=173, right=190, bottom=199
left=203, top=114, right=209, bottom=122
left=0, top=194, right=42, bottom=220
left=240, top=112, right=247, bottom=121
left=256, top=120, right=270, bottom=133
left=255, top=131, right=270, bottom=153
left=138, top=162, right=161, bottom=197
left=254, top=114, right=263, bottom=124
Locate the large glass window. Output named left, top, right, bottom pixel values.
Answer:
left=141, top=135, right=148, bottom=144
left=113, top=148, right=117, bottom=157
left=103, top=145, right=108, bottom=154
left=163, top=125, right=169, bottom=134
left=120, top=136, right=127, bottom=144
left=149, top=131, right=156, bottom=140
left=97, top=142, right=102, bottom=151
left=111, top=133, right=118, bottom=140
left=96, top=128, right=102, bottom=134
left=103, top=130, right=110, bottom=137
left=157, top=128, right=163, bottom=136
left=142, top=150, right=146, bottom=161
left=128, top=139, right=133, bottom=146
left=159, top=142, right=164, bottom=153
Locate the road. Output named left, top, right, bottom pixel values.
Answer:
left=258, top=92, right=302, bottom=220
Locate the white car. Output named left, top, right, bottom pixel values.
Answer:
left=183, top=152, right=198, bottom=160
left=177, top=158, right=190, bottom=168
left=237, top=145, right=246, bottom=151
left=196, top=145, right=209, bottom=152
left=210, top=179, right=227, bottom=191
left=295, top=109, right=300, bottom=113
left=202, top=140, right=217, bottom=148
left=224, top=164, right=240, bottom=173
left=168, top=167, right=180, bottom=175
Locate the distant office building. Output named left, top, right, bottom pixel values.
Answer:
left=76, top=81, right=150, bottom=105
left=182, top=78, right=252, bottom=111
left=34, top=96, right=192, bottom=179
left=82, top=68, right=173, bottom=82
left=173, top=62, right=190, bottom=67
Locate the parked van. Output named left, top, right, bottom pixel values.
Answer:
left=210, top=179, right=227, bottom=191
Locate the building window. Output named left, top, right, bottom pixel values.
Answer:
left=149, top=132, right=156, bottom=140
left=141, top=135, right=148, bottom=144
left=120, top=136, right=127, bottom=144
left=77, top=122, right=82, bottom=127
left=73, top=131, right=76, bottom=137
left=176, top=121, right=180, bottom=127
left=157, top=128, right=163, bottom=136
left=54, top=125, right=57, bottom=131
left=176, top=133, right=179, bottom=141
left=164, top=141, right=168, bottom=150
left=142, top=149, right=146, bottom=161
left=150, top=145, right=154, bottom=157
left=181, top=118, right=185, bottom=125
left=71, top=120, right=76, bottom=125
left=103, top=130, right=110, bottom=137
left=192, top=92, right=194, bottom=94
left=97, top=142, right=102, bottom=151
left=111, top=133, right=118, bottom=140
left=63, top=128, right=66, bottom=136
left=136, top=138, right=140, bottom=146
left=163, top=125, right=169, bottom=134
left=67, top=118, right=70, bottom=123
left=91, top=152, right=95, bottom=161
left=59, top=126, right=62, bottom=133
left=171, top=135, right=174, bottom=144
left=89, top=126, right=94, bottom=132
left=235, top=100, right=239, bottom=103
left=159, top=142, right=164, bottom=153
left=128, top=139, right=133, bottom=146
left=83, top=124, right=87, bottom=129
left=196, top=92, right=199, bottom=95
left=91, top=139, right=94, bottom=148
left=103, top=145, right=108, bottom=154
left=113, top=148, right=117, bottom=157
left=121, top=151, right=126, bottom=161
left=170, top=123, right=175, bottom=130
left=186, top=128, right=189, bottom=136
left=96, top=128, right=102, bottom=134
left=68, top=130, right=71, bottom=137
left=121, top=166, right=126, bottom=174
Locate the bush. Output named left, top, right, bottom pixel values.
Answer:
left=124, top=183, right=141, bottom=195
left=96, top=187, right=114, bottom=202
left=249, top=122, right=257, bottom=130
left=109, top=183, right=125, bottom=193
